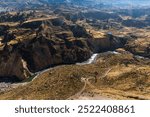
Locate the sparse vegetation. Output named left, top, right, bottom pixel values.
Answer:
left=0, top=0, right=150, bottom=100
left=0, top=53, right=149, bottom=100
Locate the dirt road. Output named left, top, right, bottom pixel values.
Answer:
left=68, top=69, right=112, bottom=100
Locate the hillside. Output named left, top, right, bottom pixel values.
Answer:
left=0, top=0, right=149, bottom=100
left=0, top=52, right=149, bottom=100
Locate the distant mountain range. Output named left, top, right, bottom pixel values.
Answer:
left=0, top=0, right=150, bottom=10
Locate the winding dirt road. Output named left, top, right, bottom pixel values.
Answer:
left=68, top=68, right=112, bottom=100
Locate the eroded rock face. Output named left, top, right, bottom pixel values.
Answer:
left=87, top=32, right=128, bottom=52
left=62, top=39, right=91, bottom=63
left=0, top=48, right=31, bottom=81
left=19, top=37, right=55, bottom=72
left=125, top=38, right=150, bottom=58
left=20, top=17, right=65, bottom=29
left=0, top=17, right=92, bottom=80
left=0, top=9, right=138, bottom=82
left=18, top=35, right=91, bottom=72
left=69, top=24, right=89, bottom=38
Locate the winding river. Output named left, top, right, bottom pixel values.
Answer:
left=31, top=51, right=121, bottom=81
left=0, top=51, right=149, bottom=92
left=32, top=53, right=99, bottom=81
left=0, top=53, right=100, bottom=92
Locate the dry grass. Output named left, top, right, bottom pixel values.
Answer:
left=0, top=53, right=149, bottom=100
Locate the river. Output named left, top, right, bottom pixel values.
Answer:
left=0, top=53, right=100, bottom=92
left=0, top=51, right=149, bottom=92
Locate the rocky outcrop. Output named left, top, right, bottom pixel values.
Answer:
left=125, top=38, right=150, bottom=58
left=20, top=17, right=65, bottom=29
left=18, top=35, right=91, bottom=72
left=0, top=46, right=31, bottom=82
left=62, top=39, right=91, bottom=63
left=0, top=17, right=92, bottom=81
left=87, top=31, right=128, bottom=52
left=69, top=24, right=90, bottom=38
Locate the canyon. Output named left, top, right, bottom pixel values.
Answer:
left=0, top=0, right=149, bottom=100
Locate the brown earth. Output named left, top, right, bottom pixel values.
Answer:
left=0, top=52, right=149, bottom=100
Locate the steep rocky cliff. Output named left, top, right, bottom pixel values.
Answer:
left=0, top=16, right=92, bottom=81
left=0, top=49, right=31, bottom=82
left=87, top=31, right=128, bottom=52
